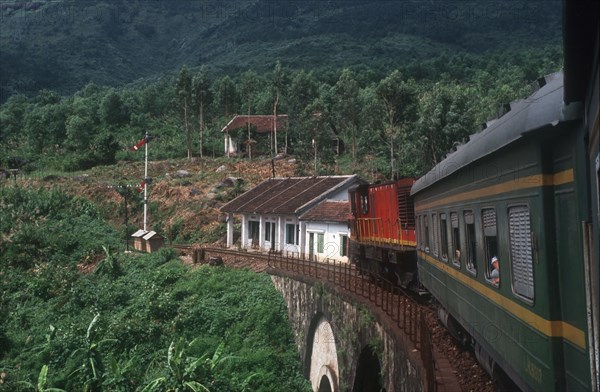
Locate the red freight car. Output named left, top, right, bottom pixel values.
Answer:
left=348, top=178, right=417, bottom=287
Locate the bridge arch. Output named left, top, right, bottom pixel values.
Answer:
left=306, top=314, right=339, bottom=391
left=353, top=345, right=386, bottom=392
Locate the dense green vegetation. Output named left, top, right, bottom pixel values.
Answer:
left=0, top=0, right=565, bottom=178
left=0, top=187, right=310, bottom=391
left=0, top=2, right=568, bottom=389
left=0, top=0, right=561, bottom=101
left=1, top=48, right=563, bottom=178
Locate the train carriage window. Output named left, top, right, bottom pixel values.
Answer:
left=482, top=208, right=499, bottom=285
left=417, top=215, right=422, bottom=250
left=424, top=215, right=430, bottom=253
left=440, top=213, right=449, bottom=261
left=419, top=215, right=426, bottom=251
left=361, top=194, right=369, bottom=214
left=432, top=213, right=440, bottom=257
left=464, top=210, right=477, bottom=274
left=450, top=212, right=461, bottom=266
left=350, top=191, right=357, bottom=214
left=508, top=205, right=535, bottom=301
left=415, top=215, right=423, bottom=249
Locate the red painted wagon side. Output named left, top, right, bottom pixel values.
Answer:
left=348, top=178, right=417, bottom=286
left=350, top=178, right=416, bottom=248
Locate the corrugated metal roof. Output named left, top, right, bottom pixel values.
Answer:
left=131, top=229, right=147, bottom=238
left=299, top=200, right=350, bottom=223
left=411, top=71, right=582, bottom=195
left=220, top=115, right=288, bottom=134
left=220, top=175, right=362, bottom=215
left=142, top=231, right=161, bottom=240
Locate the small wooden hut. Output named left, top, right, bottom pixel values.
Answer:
left=131, top=229, right=164, bottom=253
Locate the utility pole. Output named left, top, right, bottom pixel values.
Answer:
left=8, top=169, right=19, bottom=187
left=312, top=139, right=317, bottom=176
left=130, top=132, right=153, bottom=232
left=143, top=131, right=149, bottom=231
left=111, top=183, right=134, bottom=252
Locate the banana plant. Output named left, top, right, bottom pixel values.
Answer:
left=142, top=338, right=245, bottom=392
left=17, top=365, right=66, bottom=392
left=68, top=313, right=117, bottom=392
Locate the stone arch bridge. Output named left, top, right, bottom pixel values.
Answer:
left=200, top=248, right=460, bottom=391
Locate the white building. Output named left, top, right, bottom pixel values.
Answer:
left=220, top=175, right=364, bottom=260
left=299, top=199, right=351, bottom=262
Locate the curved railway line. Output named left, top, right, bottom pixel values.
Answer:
left=172, top=244, right=491, bottom=392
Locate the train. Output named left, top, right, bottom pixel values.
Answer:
left=348, top=3, right=599, bottom=390
left=348, top=178, right=417, bottom=288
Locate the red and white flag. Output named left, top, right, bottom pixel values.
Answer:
left=130, top=139, right=145, bottom=151
left=136, top=179, right=146, bottom=193
left=130, top=134, right=153, bottom=151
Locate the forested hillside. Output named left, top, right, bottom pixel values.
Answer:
left=0, top=51, right=563, bottom=179
left=1, top=0, right=565, bottom=178
left=1, top=0, right=562, bottom=101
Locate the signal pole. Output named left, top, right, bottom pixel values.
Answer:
left=143, top=131, right=149, bottom=231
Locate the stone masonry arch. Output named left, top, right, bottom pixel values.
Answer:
left=271, top=275, right=427, bottom=391
left=306, top=315, right=339, bottom=391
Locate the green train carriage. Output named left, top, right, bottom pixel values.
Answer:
left=411, top=72, right=592, bottom=391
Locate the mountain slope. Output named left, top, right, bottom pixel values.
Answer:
left=0, top=0, right=562, bottom=101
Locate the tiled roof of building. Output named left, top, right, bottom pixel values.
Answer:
left=221, top=115, right=288, bottom=134
left=299, top=200, right=350, bottom=223
left=220, top=175, right=361, bottom=215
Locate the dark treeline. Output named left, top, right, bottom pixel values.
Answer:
left=0, top=46, right=562, bottom=178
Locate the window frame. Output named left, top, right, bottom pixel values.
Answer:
left=424, top=214, right=430, bottom=253
left=432, top=213, right=440, bottom=257
left=450, top=212, right=461, bottom=267
left=361, top=193, right=369, bottom=214
left=439, top=213, right=449, bottom=262
left=265, top=221, right=272, bottom=242
left=317, top=233, right=325, bottom=253
left=286, top=223, right=299, bottom=245
left=339, top=234, right=348, bottom=257
left=248, top=220, right=260, bottom=241
left=464, top=210, right=477, bottom=275
left=507, top=204, right=535, bottom=303
left=482, top=207, right=499, bottom=286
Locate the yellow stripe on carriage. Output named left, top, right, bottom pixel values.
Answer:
left=415, top=169, right=574, bottom=212
left=418, top=251, right=586, bottom=349
left=361, top=236, right=417, bottom=247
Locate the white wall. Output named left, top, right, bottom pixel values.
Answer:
left=241, top=214, right=301, bottom=254
left=224, top=134, right=237, bottom=154
left=328, top=187, right=351, bottom=201
left=304, top=221, right=349, bottom=262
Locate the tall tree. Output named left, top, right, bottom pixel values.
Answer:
left=288, top=70, right=319, bottom=154
left=331, top=68, right=360, bottom=160
left=192, top=66, right=212, bottom=159
left=376, top=70, right=417, bottom=179
left=241, top=70, right=259, bottom=158
left=99, top=89, right=128, bottom=129
left=417, top=81, right=477, bottom=168
left=213, top=75, right=237, bottom=157
left=176, top=65, right=193, bottom=160
left=272, top=61, right=286, bottom=155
